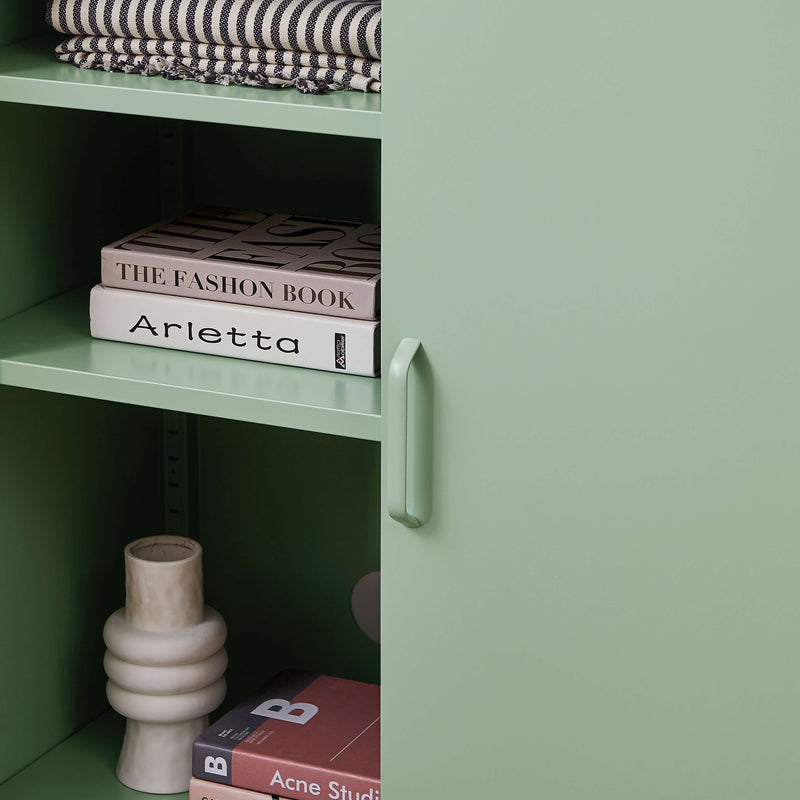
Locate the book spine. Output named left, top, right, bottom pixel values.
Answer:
left=194, top=753, right=381, bottom=800
left=101, top=247, right=378, bottom=320
left=89, top=285, right=380, bottom=377
left=190, top=777, right=284, bottom=800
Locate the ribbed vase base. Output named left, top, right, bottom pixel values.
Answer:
left=116, top=717, right=209, bottom=794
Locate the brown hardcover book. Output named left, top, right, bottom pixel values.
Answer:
left=193, top=671, right=379, bottom=800
left=101, top=207, right=380, bottom=320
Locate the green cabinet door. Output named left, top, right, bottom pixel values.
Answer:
left=381, top=2, right=800, bottom=798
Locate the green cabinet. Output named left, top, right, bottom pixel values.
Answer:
left=2, top=2, right=800, bottom=799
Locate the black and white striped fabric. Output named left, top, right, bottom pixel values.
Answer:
left=45, top=0, right=381, bottom=93
left=54, top=34, right=381, bottom=91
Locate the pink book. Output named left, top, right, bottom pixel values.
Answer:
left=190, top=777, right=285, bottom=800
left=101, top=207, right=380, bottom=320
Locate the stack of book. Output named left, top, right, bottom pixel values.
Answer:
left=89, top=207, right=381, bottom=376
left=190, top=670, right=380, bottom=800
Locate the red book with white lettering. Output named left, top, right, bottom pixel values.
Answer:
left=192, top=671, right=380, bottom=800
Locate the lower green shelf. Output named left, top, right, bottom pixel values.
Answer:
left=0, top=712, right=187, bottom=799
left=0, top=288, right=381, bottom=440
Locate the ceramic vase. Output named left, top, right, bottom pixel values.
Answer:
left=103, top=535, right=227, bottom=794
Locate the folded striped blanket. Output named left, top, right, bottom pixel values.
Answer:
left=55, top=35, right=381, bottom=92
left=46, top=0, right=381, bottom=94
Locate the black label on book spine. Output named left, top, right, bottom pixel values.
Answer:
left=335, top=333, right=347, bottom=370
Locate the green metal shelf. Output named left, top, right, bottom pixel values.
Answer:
left=0, top=35, right=381, bottom=139
left=0, top=288, right=381, bottom=440
left=0, top=712, right=186, bottom=800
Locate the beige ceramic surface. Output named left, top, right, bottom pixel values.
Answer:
left=125, top=536, right=205, bottom=629
left=104, top=535, right=227, bottom=794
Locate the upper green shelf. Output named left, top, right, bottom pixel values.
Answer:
left=0, top=35, right=381, bottom=139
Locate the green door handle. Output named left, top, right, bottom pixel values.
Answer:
left=388, top=338, right=423, bottom=528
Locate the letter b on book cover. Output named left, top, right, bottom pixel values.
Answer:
left=251, top=698, right=319, bottom=724
left=204, top=755, right=228, bottom=776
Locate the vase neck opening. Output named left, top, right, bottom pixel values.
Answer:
left=128, top=538, right=201, bottom=565
left=124, top=536, right=205, bottom=630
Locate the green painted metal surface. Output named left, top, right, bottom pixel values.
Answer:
left=2, top=0, right=796, bottom=797
left=382, top=2, right=800, bottom=799
left=0, top=290, right=381, bottom=441
left=184, top=123, right=381, bottom=226
left=0, top=387, right=162, bottom=784
left=0, top=713, right=187, bottom=800
left=0, top=103, right=159, bottom=323
left=197, top=420, right=381, bottom=696
left=0, top=0, right=43, bottom=46
left=0, top=12, right=382, bottom=796
left=0, top=37, right=381, bottom=139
